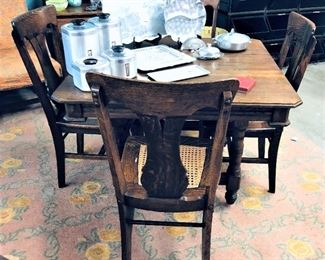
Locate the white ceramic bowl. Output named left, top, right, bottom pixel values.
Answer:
left=46, top=0, right=68, bottom=12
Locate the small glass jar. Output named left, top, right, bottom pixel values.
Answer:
left=68, top=0, right=82, bottom=7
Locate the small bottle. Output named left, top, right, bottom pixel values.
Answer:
left=68, top=0, right=82, bottom=7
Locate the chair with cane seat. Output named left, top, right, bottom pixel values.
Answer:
left=86, top=72, right=238, bottom=259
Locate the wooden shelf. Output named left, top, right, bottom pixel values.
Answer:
left=57, top=4, right=100, bottom=18
left=56, top=4, right=101, bottom=28
left=216, top=0, right=325, bottom=62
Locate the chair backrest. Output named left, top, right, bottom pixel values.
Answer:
left=0, top=0, right=27, bottom=50
left=203, top=0, right=220, bottom=38
left=11, top=5, right=67, bottom=120
left=86, top=73, right=238, bottom=201
left=277, top=11, right=317, bottom=91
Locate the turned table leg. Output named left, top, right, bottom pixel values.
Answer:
left=225, top=120, right=248, bottom=204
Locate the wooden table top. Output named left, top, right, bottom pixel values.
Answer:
left=52, top=39, right=302, bottom=109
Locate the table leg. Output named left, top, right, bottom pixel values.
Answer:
left=225, top=120, right=248, bottom=204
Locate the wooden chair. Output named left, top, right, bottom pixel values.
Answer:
left=86, top=72, right=238, bottom=260
left=228, top=11, right=317, bottom=193
left=11, top=5, right=106, bottom=188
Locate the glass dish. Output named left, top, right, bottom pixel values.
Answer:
left=164, top=0, right=206, bottom=42
left=181, top=37, right=206, bottom=51
left=193, top=46, right=223, bottom=60
left=101, top=0, right=166, bottom=43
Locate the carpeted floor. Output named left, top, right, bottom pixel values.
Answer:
left=0, top=63, right=324, bottom=260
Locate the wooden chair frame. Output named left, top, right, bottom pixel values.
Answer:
left=230, top=11, right=317, bottom=193
left=11, top=6, right=106, bottom=188
left=86, top=72, right=238, bottom=260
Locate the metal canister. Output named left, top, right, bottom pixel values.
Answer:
left=102, top=45, right=137, bottom=78
left=61, top=19, right=100, bottom=75
left=71, top=56, right=111, bottom=92
left=88, top=13, right=122, bottom=53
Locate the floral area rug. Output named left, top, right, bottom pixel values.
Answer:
left=0, top=107, right=324, bottom=260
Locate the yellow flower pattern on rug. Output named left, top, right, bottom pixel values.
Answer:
left=85, top=243, right=110, bottom=260
left=81, top=181, right=102, bottom=194
left=242, top=197, right=263, bottom=210
left=0, top=133, right=16, bottom=141
left=162, top=212, right=198, bottom=238
left=66, top=158, right=82, bottom=163
left=173, top=212, right=197, bottom=222
left=70, top=180, right=109, bottom=208
left=0, top=167, right=7, bottom=177
left=0, top=109, right=324, bottom=259
left=301, top=182, right=321, bottom=192
left=244, top=185, right=267, bottom=197
left=1, top=158, right=22, bottom=169
left=8, top=196, right=31, bottom=208
left=69, top=194, right=90, bottom=205
left=165, top=227, right=188, bottom=237
left=287, top=239, right=315, bottom=258
left=302, top=172, right=321, bottom=182
left=0, top=208, right=14, bottom=225
left=99, top=229, right=120, bottom=242
left=0, top=128, right=23, bottom=142
left=300, top=171, right=322, bottom=192
left=8, top=127, right=23, bottom=135
left=0, top=194, right=31, bottom=226
left=76, top=226, right=120, bottom=258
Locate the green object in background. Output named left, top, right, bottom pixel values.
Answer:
left=26, top=0, right=44, bottom=10
left=68, top=0, right=82, bottom=7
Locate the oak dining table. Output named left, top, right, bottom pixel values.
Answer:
left=51, top=39, right=302, bottom=204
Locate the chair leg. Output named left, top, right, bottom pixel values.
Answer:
left=268, top=127, right=283, bottom=193
left=119, top=204, right=134, bottom=260
left=202, top=208, right=213, bottom=260
left=76, top=133, right=84, bottom=154
left=52, top=130, right=66, bottom=188
left=258, top=137, right=265, bottom=159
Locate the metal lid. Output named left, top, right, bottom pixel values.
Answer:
left=98, top=13, right=110, bottom=21
left=215, top=29, right=250, bottom=45
left=112, top=45, right=125, bottom=55
left=83, top=58, right=98, bottom=65
left=88, top=13, right=120, bottom=28
left=103, top=45, right=135, bottom=61
left=61, top=19, right=97, bottom=35
left=72, top=56, right=109, bottom=72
